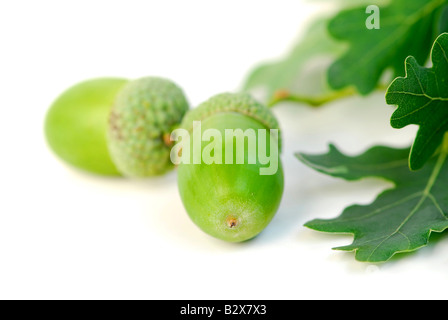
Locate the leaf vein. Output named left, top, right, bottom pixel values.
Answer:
left=428, top=192, right=448, bottom=220
left=391, top=99, right=433, bottom=121
left=398, top=231, right=411, bottom=249
left=317, top=192, right=422, bottom=224
left=388, top=91, right=448, bottom=101
left=366, top=148, right=447, bottom=260
left=436, top=41, right=448, bottom=66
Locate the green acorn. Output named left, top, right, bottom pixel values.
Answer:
left=107, top=77, right=189, bottom=177
left=44, top=78, right=128, bottom=176
left=45, top=76, right=189, bottom=177
left=177, top=93, right=284, bottom=242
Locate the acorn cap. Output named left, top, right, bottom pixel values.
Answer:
left=180, top=92, right=282, bottom=150
left=107, top=77, right=189, bottom=177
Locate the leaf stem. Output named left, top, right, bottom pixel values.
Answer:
left=267, top=84, right=389, bottom=108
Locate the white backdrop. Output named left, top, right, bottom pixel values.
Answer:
left=1, top=0, right=446, bottom=300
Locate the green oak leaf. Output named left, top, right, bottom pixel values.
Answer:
left=386, top=33, right=448, bottom=171
left=297, top=144, right=448, bottom=262
left=328, top=0, right=447, bottom=95
left=242, top=18, right=348, bottom=106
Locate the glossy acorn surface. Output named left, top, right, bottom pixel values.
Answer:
left=178, top=109, right=284, bottom=242
left=44, top=78, right=128, bottom=176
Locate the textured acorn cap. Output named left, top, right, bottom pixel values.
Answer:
left=180, top=92, right=281, bottom=150
left=107, top=77, right=189, bottom=177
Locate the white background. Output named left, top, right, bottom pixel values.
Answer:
left=1, top=0, right=447, bottom=300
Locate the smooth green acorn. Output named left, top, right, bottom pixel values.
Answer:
left=177, top=93, right=284, bottom=242
left=45, top=78, right=128, bottom=176
left=107, top=77, right=189, bottom=177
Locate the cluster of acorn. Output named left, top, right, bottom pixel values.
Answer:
left=45, top=77, right=284, bottom=242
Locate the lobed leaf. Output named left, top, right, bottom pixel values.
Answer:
left=386, top=33, right=448, bottom=170
left=297, top=144, right=448, bottom=262
left=328, top=0, right=447, bottom=95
